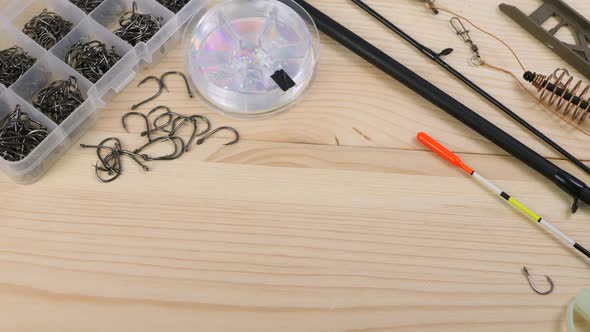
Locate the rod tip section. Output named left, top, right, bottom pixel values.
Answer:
left=416, top=132, right=473, bottom=174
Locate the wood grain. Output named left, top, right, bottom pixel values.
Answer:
left=2, top=0, right=590, bottom=331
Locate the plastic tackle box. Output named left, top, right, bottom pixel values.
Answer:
left=0, top=0, right=207, bottom=183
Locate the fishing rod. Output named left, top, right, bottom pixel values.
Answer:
left=418, top=132, right=590, bottom=261
left=281, top=0, right=590, bottom=212
left=350, top=0, right=590, bottom=177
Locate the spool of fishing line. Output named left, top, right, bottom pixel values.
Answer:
left=183, top=0, right=320, bottom=117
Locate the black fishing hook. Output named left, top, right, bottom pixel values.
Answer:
left=160, top=71, right=194, bottom=98
left=122, top=111, right=152, bottom=141
left=167, top=116, right=199, bottom=151
left=131, top=76, right=165, bottom=110
left=0, top=104, right=49, bottom=162
left=168, top=136, right=186, bottom=159
left=81, top=137, right=122, bottom=174
left=140, top=105, right=172, bottom=136
left=133, top=136, right=184, bottom=160
left=191, top=114, right=211, bottom=136
left=169, top=115, right=192, bottom=136
left=94, top=161, right=121, bottom=182
left=118, top=150, right=150, bottom=171
left=184, top=119, right=198, bottom=151
left=195, top=126, right=239, bottom=146
left=84, top=140, right=122, bottom=182
left=32, top=76, right=85, bottom=124
left=523, top=267, right=554, bottom=295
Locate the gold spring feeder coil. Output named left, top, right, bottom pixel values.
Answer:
left=524, top=69, right=590, bottom=125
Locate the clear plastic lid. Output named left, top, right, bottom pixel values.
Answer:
left=183, top=0, right=320, bottom=118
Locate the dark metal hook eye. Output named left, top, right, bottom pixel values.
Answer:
left=160, top=71, right=193, bottom=98
left=195, top=126, right=239, bottom=146
left=131, top=76, right=164, bottom=110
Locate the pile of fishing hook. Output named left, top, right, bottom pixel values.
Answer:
left=156, top=0, right=190, bottom=13
left=113, top=2, right=162, bottom=46
left=64, top=40, right=122, bottom=83
left=69, top=0, right=104, bottom=13
left=0, top=104, right=49, bottom=162
left=22, top=9, right=73, bottom=49
left=32, top=76, right=85, bottom=124
left=0, top=46, right=36, bottom=87
left=81, top=104, right=239, bottom=183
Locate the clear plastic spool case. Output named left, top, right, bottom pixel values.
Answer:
left=184, top=0, right=320, bottom=118
left=0, top=0, right=208, bottom=183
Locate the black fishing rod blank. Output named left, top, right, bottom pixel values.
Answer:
left=282, top=0, right=590, bottom=212
left=350, top=0, right=590, bottom=177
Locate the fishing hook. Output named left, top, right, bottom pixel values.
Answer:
left=191, top=114, right=211, bottom=136
left=80, top=143, right=120, bottom=174
left=169, top=114, right=193, bottom=136
left=94, top=161, right=121, bottom=182
left=523, top=266, right=554, bottom=295
left=133, top=136, right=185, bottom=160
left=168, top=114, right=209, bottom=151
left=160, top=71, right=193, bottom=98
left=81, top=137, right=123, bottom=174
left=149, top=109, right=192, bottom=137
left=184, top=114, right=211, bottom=150
left=195, top=126, right=239, bottom=146
left=87, top=139, right=123, bottom=182
left=122, top=111, right=152, bottom=141
left=118, top=150, right=150, bottom=171
left=131, top=76, right=166, bottom=110
left=168, top=136, right=186, bottom=159
left=141, top=105, right=173, bottom=136
left=184, top=119, right=198, bottom=151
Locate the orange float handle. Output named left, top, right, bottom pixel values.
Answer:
left=417, top=132, right=473, bottom=174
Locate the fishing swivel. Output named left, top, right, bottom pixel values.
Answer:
left=523, top=266, right=554, bottom=295
left=450, top=17, right=483, bottom=66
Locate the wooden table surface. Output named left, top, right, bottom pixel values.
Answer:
left=2, top=0, right=590, bottom=331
